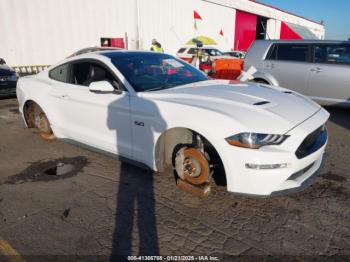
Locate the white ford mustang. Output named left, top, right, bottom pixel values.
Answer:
left=17, top=51, right=329, bottom=196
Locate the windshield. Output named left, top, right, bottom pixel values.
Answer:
left=111, top=53, right=208, bottom=92
left=204, top=48, right=223, bottom=56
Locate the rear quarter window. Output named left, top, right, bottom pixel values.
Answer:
left=266, top=44, right=277, bottom=60
left=177, top=48, right=187, bottom=53
left=49, top=63, right=70, bottom=82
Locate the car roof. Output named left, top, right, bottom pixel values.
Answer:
left=80, top=46, right=120, bottom=51
left=97, top=50, right=173, bottom=59
left=67, top=46, right=123, bottom=58
left=180, top=45, right=219, bottom=49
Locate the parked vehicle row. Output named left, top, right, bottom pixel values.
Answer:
left=17, top=50, right=329, bottom=196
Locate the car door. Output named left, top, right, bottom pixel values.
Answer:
left=307, top=43, right=350, bottom=105
left=264, top=43, right=313, bottom=94
left=49, top=59, right=132, bottom=157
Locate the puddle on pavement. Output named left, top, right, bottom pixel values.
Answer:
left=3, top=156, right=89, bottom=185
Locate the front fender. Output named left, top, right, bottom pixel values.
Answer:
left=151, top=105, right=244, bottom=175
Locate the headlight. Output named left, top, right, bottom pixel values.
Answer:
left=225, top=133, right=289, bottom=149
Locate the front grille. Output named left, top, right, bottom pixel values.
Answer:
left=295, top=125, right=327, bottom=159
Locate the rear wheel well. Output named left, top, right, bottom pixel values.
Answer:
left=155, top=128, right=226, bottom=186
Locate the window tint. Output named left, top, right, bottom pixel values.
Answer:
left=268, top=44, right=309, bottom=62
left=49, top=64, right=70, bottom=82
left=70, top=61, right=120, bottom=89
left=177, top=48, right=186, bottom=53
left=314, top=44, right=350, bottom=65
left=279, top=44, right=309, bottom=62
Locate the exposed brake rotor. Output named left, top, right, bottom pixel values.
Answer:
left=175, top=147, right=211, bottom=185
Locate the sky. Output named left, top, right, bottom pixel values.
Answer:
left=257, top=0, right=350, bottom=40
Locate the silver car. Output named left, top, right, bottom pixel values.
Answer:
left=244, top=40, right=350, bottom=107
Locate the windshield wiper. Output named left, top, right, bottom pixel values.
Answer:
left=143, top=79, right=208, bottom=92
left=143, top=87, right=167, bottom=92
left=143, top=85, right=176, bottom=92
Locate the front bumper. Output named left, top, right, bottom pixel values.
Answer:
left=0, top=81, right=17, bottom=97
left=219, top=108, right=329, bottom=196
left=270, top=155, right=325, bottom=196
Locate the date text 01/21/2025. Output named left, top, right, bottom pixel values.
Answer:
left=127, top=255, right=219, bottom=261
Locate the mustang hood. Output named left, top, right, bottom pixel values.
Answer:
left=144, top=80, right=321, bottom=134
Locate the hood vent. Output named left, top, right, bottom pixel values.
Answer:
left=253, top=101, right=270, bottom=106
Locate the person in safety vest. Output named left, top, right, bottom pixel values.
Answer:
left=150, top=39, right=164, bottom=53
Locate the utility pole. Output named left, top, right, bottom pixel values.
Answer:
left=135, top=0, right=140, bottom=50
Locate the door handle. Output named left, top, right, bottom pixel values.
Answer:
left=310, top=67, right=322, bottom=73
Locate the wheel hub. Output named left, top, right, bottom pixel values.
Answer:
left=183, top=157, right=201, bottom=178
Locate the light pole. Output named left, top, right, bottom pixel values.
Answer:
left=135, top=0, right=140, bottom=50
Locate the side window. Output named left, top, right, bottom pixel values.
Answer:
left=276, top=44, right=309, bottom=62
left=70, top=61, right=122, bottom=89
left=70, top=62, right=91, bottom=86
left=314, top=44, right=350, bottom=65
left=49, top=64, right=70, bottom=82
left=177, top=48, right=186, bottom=53
left=187, top=48, right=196, bottom=55
left=205, top=49, right=219, bottom=56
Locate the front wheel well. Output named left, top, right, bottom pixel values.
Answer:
left=155, top=127, right=226, bottom=186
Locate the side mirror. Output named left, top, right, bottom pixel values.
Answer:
left=0, top=58, right=6, bottom=65
left=89, top=81, right=115, bottom=93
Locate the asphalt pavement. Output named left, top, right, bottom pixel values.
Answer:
left=0, top=98, right=349, bottom=261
